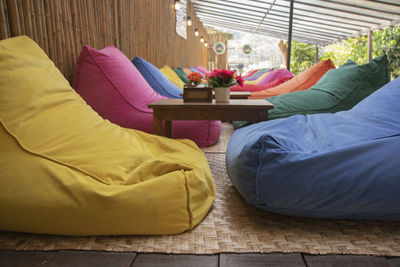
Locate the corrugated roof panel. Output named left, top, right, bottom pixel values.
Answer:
left=192, top=0, right=400, bottom=45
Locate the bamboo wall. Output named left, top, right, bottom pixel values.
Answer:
left=0, top=0, right=227, bottom=82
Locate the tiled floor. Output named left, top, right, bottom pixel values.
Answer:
left=0, top=250, right=399, bottom=266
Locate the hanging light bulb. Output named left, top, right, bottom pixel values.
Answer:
left=187, top=16, right=192, bottom=26
left=200, top=36, right=204, bottom=43
left=204, top=42, right=208, bottom=47
left=174, top=0, right=180, bottom=11
left=194, top=29, right=199, bottom=36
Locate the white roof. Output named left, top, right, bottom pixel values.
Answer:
left=192, top=0, right=400, bottom=45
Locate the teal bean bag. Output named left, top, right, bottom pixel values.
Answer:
left=174, top=67, right=190, bottom=84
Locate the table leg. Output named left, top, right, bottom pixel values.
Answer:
left=164, top=120, right=172, bottom=138
left=258, top=109, right=269, bottom=121
left=153, top=110, right=163, bottom=136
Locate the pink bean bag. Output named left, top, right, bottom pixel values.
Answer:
left=73, top=45, right=221, bottom=147
left=196, top=65, right=209, bottom=75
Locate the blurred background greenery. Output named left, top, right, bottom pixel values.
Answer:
left=290, top=25, right=400, bottom=79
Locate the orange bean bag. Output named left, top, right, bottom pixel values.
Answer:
left=183, top=68, right=192, bottom=75
left=249, top=59, right=335, bottom=99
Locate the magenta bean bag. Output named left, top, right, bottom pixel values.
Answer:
left=72, top=45, right=221, bottom=147
left=255, top=68, right=294, bottom=86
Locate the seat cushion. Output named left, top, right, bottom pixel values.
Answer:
left=267, top=56, right=390, bottom=120
left=250, top=59, right=335, bottom=99
left=0, top=36, right=215, bottom=235
left=226, top=77, right=400, bottom=220
left=160, top=65, right=185, bottom=89
left=73, top=45, right=221, bottom=147
left=132, top=56, right=182, bottom=98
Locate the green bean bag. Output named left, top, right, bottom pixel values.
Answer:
left=268, top=56, right=390, bottom=120
left=233, top=56, right=390, bottom=129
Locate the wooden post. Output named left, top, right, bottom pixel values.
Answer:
left=367, top=30, right=373, bottom=62
left=286, top=0, right=294, bottom=71
left=315, top=45, right=319, bottom=63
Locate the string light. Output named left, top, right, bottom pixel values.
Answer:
left=200, top=36, right=204, bottom=42
left=204, top=42, right=208, bottom=47
left=187, top=16, right=192, bottom=26
left=194, top=29, right=199, bottom=36
left=174, top=0, right=180, bottom=11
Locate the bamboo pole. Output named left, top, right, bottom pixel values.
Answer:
left=7, top=0, right=22, bottom=36
left=38, top=0, right=49, bottom=53
left=112, top=0, right=119, bottom=48
left=20, top=0, right=34, bottom=40
left=0, top=0, right=11, bottom=39
left=43, top=0, right=56, bottom=63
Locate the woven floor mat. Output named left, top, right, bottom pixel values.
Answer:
left=1, top=153, right=400, bottom=255
left=200, top=122, right=233, bottom=153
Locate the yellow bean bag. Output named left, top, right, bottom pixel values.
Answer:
left=0, top=36, right=215, bottom=236
left=160, top=65, right=185, bottom=89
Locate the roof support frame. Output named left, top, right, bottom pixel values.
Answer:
left=287, top=0, right=294, bottom=71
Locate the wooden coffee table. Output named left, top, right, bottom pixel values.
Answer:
left=148, top=99, right=274, bottom=137
left=226, top=91, right=251, bottom=99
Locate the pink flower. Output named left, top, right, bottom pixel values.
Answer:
left=207, top=69, right=242, bottom=87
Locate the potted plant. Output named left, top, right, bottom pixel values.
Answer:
left=183, top=72, right=212, bottom=102
left=207, top=69, right=243, bottom=102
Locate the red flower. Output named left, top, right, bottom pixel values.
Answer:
left=187, top=72, right=203, bottom=85
left=236, top=74, right=244, bottom=87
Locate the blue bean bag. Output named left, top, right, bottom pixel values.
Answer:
left=132, top=56, right=182, bottom=99
left=226, top=77, right=400, bottom=220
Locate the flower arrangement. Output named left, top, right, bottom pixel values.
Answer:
left=207, top=69, right=244, bottom=88
left=186, top=72, right=203, bottom=86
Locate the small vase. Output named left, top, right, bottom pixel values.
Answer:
left=214, top=87, right=230, bottom=103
